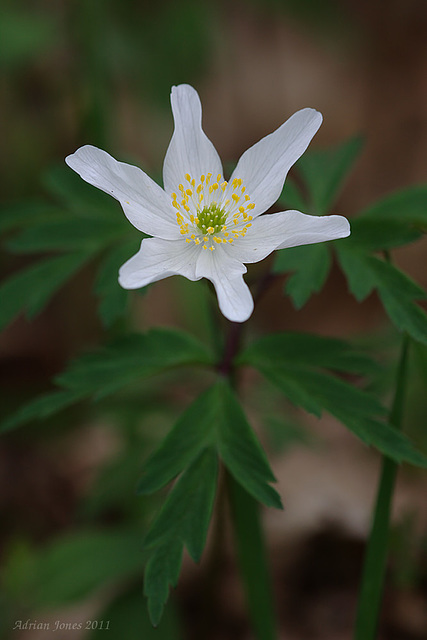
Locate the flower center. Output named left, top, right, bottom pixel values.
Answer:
left=171, top=172, right=254, bottom=251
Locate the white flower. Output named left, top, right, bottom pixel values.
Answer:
left=66, top=84, right=350, bottom=323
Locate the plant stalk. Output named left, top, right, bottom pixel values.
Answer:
left=354, top=334, right=410, bottom=639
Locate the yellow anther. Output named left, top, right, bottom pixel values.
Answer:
left=248, top=216, right=253, bottom=221
left=185, top=173, right=191, bottom=181
left=179, top=184, right=184, bottom=192
left=186, top=189, right=192, bottom=196
left=195, top=238, right=200, bottom=245
left=239, top=206, right=245, bottom=213
left=247, top=203, right=255, bottom=209
left=184, top=205, right=190, bottom=212
left=199, top=194, right=203, bottom=202
left=209, top=246, right=215, bottom=251
left=241, top=186, right=245, bottom=193
left=185, top=238, right=191, bottom=243
left=203, top=236, right=208, bottom=242
left=196, top=184, right=202, bottom=194
left=195, top=217, right=199, bottom=224
left=191, top=234, right=195, bottom=239
left=203, top=245, right=207, bottom=250
left=221, top=225, right=227, bottom=231
left=224, top=232, right=229, bottom=237
left=217, top=174, right=221, bottom=182
left=245, top=195, right=250, bottom=201
left=207, top=226, right=215, bottom=234
left=191, top=179, right=195, bottom=187
left=221, top=181, right=228, bottom=190
left=228, top=238, right=234, bottom=243
left=171, top=192, right=177, bottom=199
left=206, top=173, right=212, bottom=184
left=172, top=201, right=180, bottom=209
left=190, top=214, right=194, bottom=223
left=201, top=175, right=205, bottom=183
left=212, top=183, right=218, bottom=190
left=232, top=194, right=240, bottom=202
left=233, top=219, right=238, bottom=225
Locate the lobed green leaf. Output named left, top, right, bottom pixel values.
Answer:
left=0, top=252, right=90, bottom=332
left=273, top=243, right=332, bottom=308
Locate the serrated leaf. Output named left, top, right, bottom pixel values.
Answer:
left=0, top=389, right=84, bottom=434
left=56, top=328, right=214, bottom=399
left=144, top=541, right=182, bottom=627
left=6, top=216, right=128, bottom=254
left=338, top=252, right=427, bottom=344
left=90, top=584, right=180, bottom=640
left=296, top=136, right=363, bottom=214
left=0, top=252, right=89, bottom=331
left=33, top=529, right=143, bottom=610
left=346, top=217, right=421, bottom=251
left=143, top=449, right=218, bottom=625
left=335, top=245, right=377, bottom=301
left=358, top=184, right=427, bottom=229
left=273, top=243, right=332, bottom=308
left=137, top=385, right=218, bottom=495
left=214, top=380, right=282, bottom=510
left=0, top=201, right=63, bottom=234
left=238, top=332, right=380, bottom=376
left=95, top=241, right=140, bottom=327
left=1, top=329, right=214, bottom=434
left=240, top=331, right=427, bottom=467
left=138, top=379, right=281, bottom=509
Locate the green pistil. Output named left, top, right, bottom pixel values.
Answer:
left=197, top=204, right=227, bottom=234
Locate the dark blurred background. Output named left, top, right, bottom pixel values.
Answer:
left=1, top=1, right=427, bottom=638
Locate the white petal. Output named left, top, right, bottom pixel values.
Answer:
left=196, top=245, right=253, bottom=323
left=66, top=145, right=179, bottom=239
left=118, top=237, right=200, bottom=289
left=163, top=85, right=223, bottom=195
left=229, top=109, right=322, bottom=217
left=230, top=210, right=350, bottom=265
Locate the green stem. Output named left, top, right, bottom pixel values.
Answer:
left=227, top=473, right=278, bottom=640
left=354, top=334, right=410, bottom=640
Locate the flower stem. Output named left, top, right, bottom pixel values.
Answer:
left=354, top=333, right=410, bottom=640
left=227, top=473, right=278, bottom=640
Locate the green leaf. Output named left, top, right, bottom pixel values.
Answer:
left=32, top=529, right=143, bottom=609
left=137, top=386, right=218, bottom=495
left=138, top=379, right=282, bottom=509
left=0, top=389, right=84, bottom=434
left=338, top=251, right=427, bottom=344
left=6, top=216, right=128, bottom=254
left=0, top=252, right=89, bottom=331
left=240, top=331, right=427, bottom=467
left=90, top=585, right=180, bottom=640
left=56, top=328, right=214, bottom=399
left=273, top=243, right=332, bottom=308
left=335, top=245, right=377, bottom=301
left=42, top=165, right=120, bottom=219
left=237, top=332, right=380, bottom=376
left=1, top=328, right=214, bottom=434
left=345, top=217, right=421, bottom=251
left=95, top=241, right=140, bottom=327
left=278, top=176, right=308, bottom=210
left=143, top=449, right=218, bottom=625
left=358, top=184, right=427, bottom=229
left=0, top=201, right=63, bottom=234
left=296, top=136, right=363, bottom=214
left=214, top=380, right=282, bottom=510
